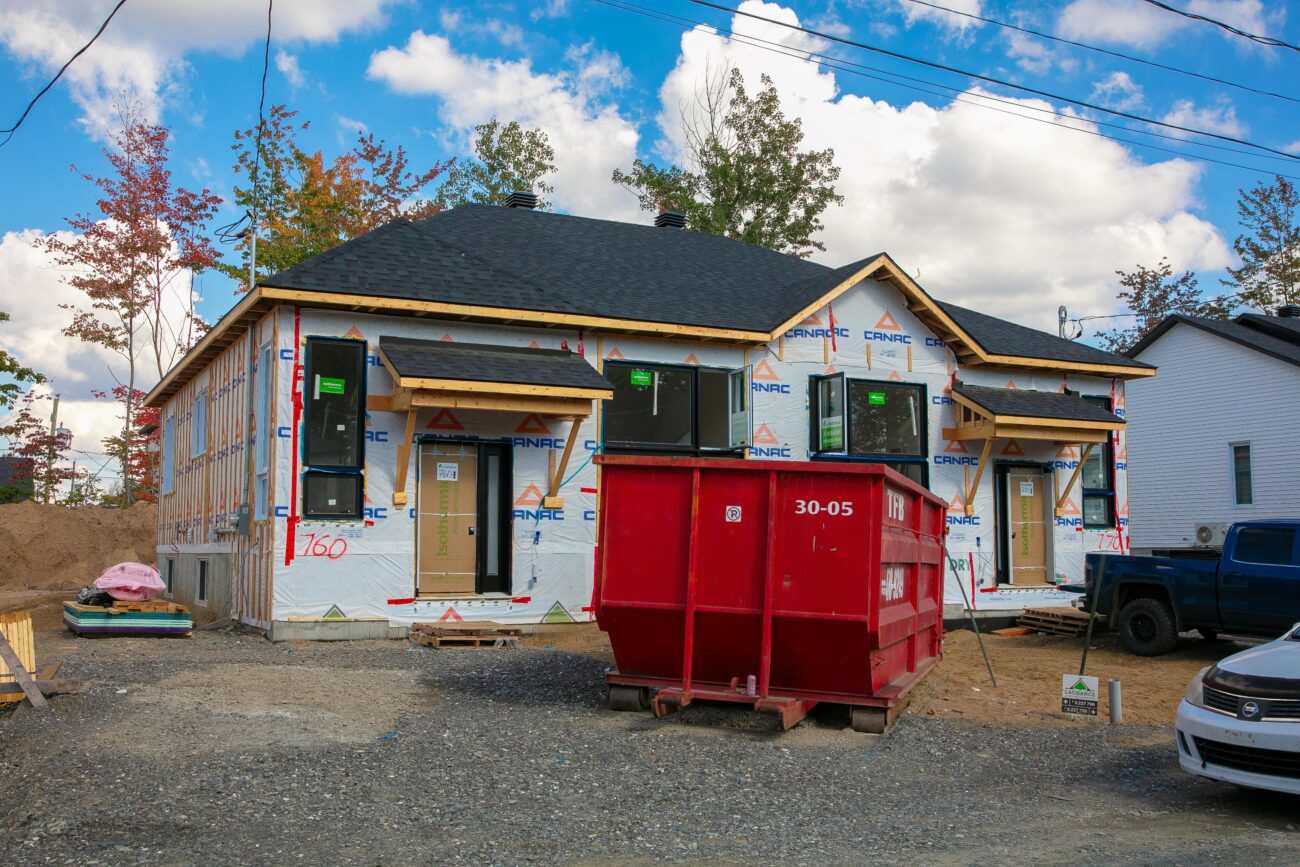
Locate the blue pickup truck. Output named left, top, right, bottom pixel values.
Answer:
left=1071, top=521, right=1300, bottom=656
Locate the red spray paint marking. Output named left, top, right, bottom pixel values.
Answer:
left=285, top=306, right=303, bottom=566
left=969, top=552, right=976, bottom=611
left=579, top=487, right=598, bottom=494
left=827, top=302, right=838, bottom=353
left=387, top=597, right=416, bottom=605
left=510, top=596, right=532, bottom=604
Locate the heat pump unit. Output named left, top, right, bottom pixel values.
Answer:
left=1193, top=522, right=1229, bottom=548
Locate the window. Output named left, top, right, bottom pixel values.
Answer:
left=161, top=415, right=175, bottom=495
left=191, top=389, right=208, bottom=457
left=1233, top=527, right=1296, bottom=566
left=164, top=558, right=174, bottom=596
left=810, top=374, right=928, bottom=485
left=1080, top=396, right=1116, bottom=528
left=301, top=337, right=366, bottom=521
left=304, top=338, right=366, bottom=469
left=302, top=471, right=364, bottom=520
left=255, top=342, right=273, bottom=520
left=602, top=361, right=748, bottom=453
left=196, top=559, right=208, bottom=605
left=1232, top=443, right=1253, bottom=506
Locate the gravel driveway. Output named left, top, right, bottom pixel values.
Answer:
left=0, top=628, right=1296, bottom=865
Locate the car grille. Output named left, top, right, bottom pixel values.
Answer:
left=1202, top=686, right=1300, bottom=721
left=1193, top=737, right=1300, bottom=780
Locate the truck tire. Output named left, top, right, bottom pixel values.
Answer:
left=1117, top=597, right=1178, bottom=656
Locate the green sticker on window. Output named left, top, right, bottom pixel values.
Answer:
left=819, top=416, right=843, bottom=450
left=629, top=369, right=652, bottom=387
left=868, top=391, right=886, bottom=405
left=318, top=376, right=346, bottom=395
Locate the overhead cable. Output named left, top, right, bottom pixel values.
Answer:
left=897, top=0, right=1298, bottom=103
left=0, top=0, right=130, bottom=147
left=1137, top=0, right=1300, bottom=53
left=685, top=0, right=1300, bottom=162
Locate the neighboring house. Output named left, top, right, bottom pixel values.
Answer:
left=143, top=197, right=1151, bottom=638
left=1126, top=308, right=1300, bottom=551
left=0, top=456, right=34, bottom=501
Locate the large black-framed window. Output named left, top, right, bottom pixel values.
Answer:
left=809, top=373, right=929, bottom=487
left=302, top=337, right=366, bottom=520
left=1080, top=395, right=1116, bottom=528
left=602, top=361, right=748, bottom=455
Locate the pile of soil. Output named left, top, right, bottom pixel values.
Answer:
left=0, top=500, right=156, bottom=592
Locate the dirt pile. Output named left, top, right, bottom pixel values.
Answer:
left=0, top=501, right=156, bottom=591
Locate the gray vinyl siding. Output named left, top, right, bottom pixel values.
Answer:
left=1127, top=325, right=1300, bottom=548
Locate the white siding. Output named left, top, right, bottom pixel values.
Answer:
left=1127, top=324, right=1300, bottom=548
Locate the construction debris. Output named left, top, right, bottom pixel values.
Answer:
left=1, top=610, right=80, bottom=710
left=410, top=621, right=523, bottom=649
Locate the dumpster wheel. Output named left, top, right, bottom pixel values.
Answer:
left=850, top=707, right=888, bottom=734
left=609, top=685, right=649, bottom=712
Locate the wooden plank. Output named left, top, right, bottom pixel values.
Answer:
left=394, top=377, right=610, bottom=401
left=964, top=439, right=994, bottom=515
left=545, top=416, right=583, bottom=507
left=0, top=627, right=46, bottom=709
left=0, top=610, right=36, bottom=685
left=0, top=680, right=81, bottom=703
left=410, top=391, right=593, bottom=416
left=992, top=627, right=1033, bottom=637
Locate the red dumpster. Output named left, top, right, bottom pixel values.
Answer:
left=594, top=455, right=947, bottom=732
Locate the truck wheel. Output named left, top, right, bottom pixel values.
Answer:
left=1117, top=597, right=1178, bottom=656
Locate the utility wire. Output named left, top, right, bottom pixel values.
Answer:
left=1137, top=0, right=1300, bottom=53
left=0, top=0, right=130, bottom=147
left=687, top=0, right=1300, bottom=162
left=897, top=0, right=1299, bottom=104
left=592, top=0, right=1299, bottom=180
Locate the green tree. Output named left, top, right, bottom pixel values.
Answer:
left=1097, top=258, right=1234, bottom=353
left=1223, top=175, right=1299, bottom=311
left=222, top=105, right=450, bottom=289
left=0, top=312, right=43, bottom=410
left=434, top=119, right=557, bottom=210
left=612, top=67, right=842, bottom=259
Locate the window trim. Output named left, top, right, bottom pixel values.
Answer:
left=1231, top=442, right=1253, bottom=507
left=255, top=341, right=273, bottom=521
left=1079, top=395, right=1117, bottom=529
left=190, top=389, right=208, bottom=458
left=600, top=359, right=747, bottom=455
left=301, top=470, right=365, bottom=522
left=302, top=336, right=368, bottom=472
left=161, top=415, right=176, bottom=496
left=195, top=558, right=209, bottom=606
left=164, top=558, right=174, bottom=597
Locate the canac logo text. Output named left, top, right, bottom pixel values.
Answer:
left=864, top=330, right=912, bottom=344
left=785, top=327, right=849, bottom=339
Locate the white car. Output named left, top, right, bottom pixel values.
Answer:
left=1176, top=624, right=1300, bottom=795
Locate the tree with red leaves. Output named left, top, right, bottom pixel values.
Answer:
left=0, top=390, right=74, bottom=504
left=96, top=385, right=159, bottom=504
left=37, top=102, right=221, bottom=503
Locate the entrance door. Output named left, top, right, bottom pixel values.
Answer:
left=1004, top=466, right=1048, bottom=585
left=416, top=441, right=511, bottom=596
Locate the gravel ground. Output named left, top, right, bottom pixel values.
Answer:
left=1, top=629, right=1297, bottom=865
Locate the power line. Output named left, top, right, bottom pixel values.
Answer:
left=896, top=0, right=1299, bottom=104
left=687, top=0, right=1300, bottom=162
left=1137, top=0, right=1300, bottom=53
left=592, top=0, right=1299, bottom=180
left=0, top=0, right=130, bottom=147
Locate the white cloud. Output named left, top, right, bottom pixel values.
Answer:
left=531, top=0, right=571, bottom=21
left=275, top=50, right=306, bottom=89
left=366, top=31, right=642, bottom=221
left=0, top=0, right=398, bottom=137
left=1161, top=97, right=1246, bottom=138
left=1090, top=71, right=1146, bottom=112
left=1058, top=0, right=1276, bottom=50
left=439, top=9, right=463, bottom=32
left=893, top=0, right=983, bottom=33
left=482, top=19, right=527, bottom=49
left=656, top=1, right=1231, bottom=332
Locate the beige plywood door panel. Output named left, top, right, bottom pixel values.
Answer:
left=1007, top=469, right=1047, bottom=586
left=417, top=445, right=478, bottom=595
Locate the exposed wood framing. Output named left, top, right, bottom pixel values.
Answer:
left=1054, top=443, right=1096, bottom=517
left=543, top=417, right=583, bottom=509
left=411, top=392, right=594, bottom=416
left=962, top=440, right=994, bottom=516
left=944, top=392, right=1122, bottom=445
left=392, top=409, right=418, bottom=507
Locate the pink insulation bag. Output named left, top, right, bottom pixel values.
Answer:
left=94, top=562, right=166, bottom=601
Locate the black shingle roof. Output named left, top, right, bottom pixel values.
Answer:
left=379, top=336, right=612, bottom=392
left=952, top=382, right=1125, bottom=424
left=938, top=301, right=1153, bottom=370
left=1128, top=314, right=1300, bottom=369
left=1237, top=312, right=1300, bottom=345
left=263, top=204, right=1139, bottom=368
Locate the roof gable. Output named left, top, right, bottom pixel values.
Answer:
left=1129, top=314, right=1300, bottom=369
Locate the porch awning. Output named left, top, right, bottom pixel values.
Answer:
left=944, top=382, right=1124, bottom=444
left=368, top=336, right=613, bottom=509
left=373, top=336, right=613, bottom=416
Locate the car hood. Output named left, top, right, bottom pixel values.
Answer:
left=1203, top=628, right=1300, bottom=699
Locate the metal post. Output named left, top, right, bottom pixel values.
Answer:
left=1080, top=555, right=1106, bottom=676
left=947, top=551, right=996, bottom=687
left=1109, top=678, right=1122, bottom=724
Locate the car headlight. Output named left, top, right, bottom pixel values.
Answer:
left=1184, top=666, right=1210, bottom=708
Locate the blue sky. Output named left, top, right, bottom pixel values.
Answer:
left=1, top=0, right=1297, bottom=473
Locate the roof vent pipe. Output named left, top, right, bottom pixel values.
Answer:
left=654, top=210, right=686, bottom=229
left=505, top=191, right=538, bottom=210
left=1276, top=304, right=1300, bottom=318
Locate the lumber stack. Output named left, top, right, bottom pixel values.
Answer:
left=1016, top=607, right=1092, bottom=637
left=410, top=621, right=523, bottom=649
left=63, top=600, right=193, bottom=637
